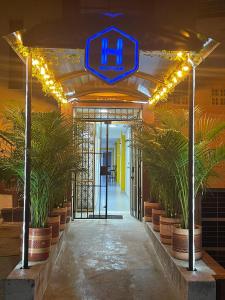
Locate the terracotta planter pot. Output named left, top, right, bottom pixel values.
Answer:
left=47, top=214, right=60, bottom=244
left=160, top=215, right=180, bottom=245
left=64, top=202, right=72, bottom=223
left=152, top=209, right=165, bottom=232
left=144, top=202, right=161, bottom=222
left=172, top=225, right=202, bottom=260
left=28, top=227, right=52, bottom=262
left=52, top=207, right=67, bottom=231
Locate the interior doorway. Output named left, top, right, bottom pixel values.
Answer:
left=96, top=122, right=131, bottom=216
left=72, top=107, right=142, bottom=220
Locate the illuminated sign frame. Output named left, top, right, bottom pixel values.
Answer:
left=85, top=26, right=139, bottom=84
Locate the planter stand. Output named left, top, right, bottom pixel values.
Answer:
left=3, top=223, right=70, bottom=300
left=145, top=222, right=216, bottom=300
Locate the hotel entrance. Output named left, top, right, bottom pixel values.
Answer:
left=72, top=107, right=142, bottom=220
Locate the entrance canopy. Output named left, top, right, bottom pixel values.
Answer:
left=4, top=17, right=219, bottom=105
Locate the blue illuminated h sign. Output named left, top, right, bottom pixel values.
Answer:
left=85, top=26, right=139, bottom=84
left=100, top=38, right=124, bottom=71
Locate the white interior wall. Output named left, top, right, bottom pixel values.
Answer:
left=125, top=127, right=131, bottom=197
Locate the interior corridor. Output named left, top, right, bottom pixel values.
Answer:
left=44, top=216, right=178, bottom=300
left=96, top=183, right=130, bottom=214
left=107, top=183, right=130, bottom=212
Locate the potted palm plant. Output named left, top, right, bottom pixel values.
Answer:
left=133, top=124, right=181, bottom=240
left=134, top=108, right=225, bottom=252
left=153, top=108, right=225, bottom=258
left=172, top=120, right=225, bottom=260
left=50, top=121, right=82, bottom=230
left=0, top=109, right=81, bottom=260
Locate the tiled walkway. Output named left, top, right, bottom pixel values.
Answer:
left=44, top=215, right=178, bottom=300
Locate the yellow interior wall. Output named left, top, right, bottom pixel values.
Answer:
left=116, top=140, right=120, bottom=184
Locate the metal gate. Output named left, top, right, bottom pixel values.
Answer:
left=72, top=107, right=142, bottom=219
left=130, top=129, right=143, bottom=220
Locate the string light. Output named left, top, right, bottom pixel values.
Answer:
left=32, top=59, right=39, bottom=66
left=16, top=33, right=22, bottom=42
left=14, top=32, right=67, bottom=104
left=177, top=70, right=183, bottom=78
left=183, top=65, right=189, bottom=71
left=173, top=76, right=178, bottom=83
left=40, top=67, right=46, bottom=75
left=149, top=55, right=192, bottom=105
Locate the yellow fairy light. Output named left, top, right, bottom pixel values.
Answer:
left=16, top=33, right=22, bottom=42
left=32, top=59, right=39, bottom=66
left=177, top=70, right=183, bottom=78
left=40, top=67, right=46, bottom=75
left=182, top=65, right=189, bottom=71
left=14, top=40, right=75, bottom=104
left=173, top=77, right=178, bottom=83
left=140, top=52, right=191, bottom=105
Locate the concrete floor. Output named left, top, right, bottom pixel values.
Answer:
left=44, top=215, right=178, bottom=300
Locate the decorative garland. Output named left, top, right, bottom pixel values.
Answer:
left=14, top=33, right=67, bottom=104
left=147, top=51, right=192, bottom=105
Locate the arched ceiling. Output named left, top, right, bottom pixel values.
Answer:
left=5, top=28, right=218, bottom=105
left=42, top=48, right=176, bottom=103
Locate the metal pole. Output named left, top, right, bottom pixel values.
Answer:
left=105, top=122, right=109, bottom=219
left=188, top=63, right=196, bottom=271
left=22, top=53, right=32, bottom=269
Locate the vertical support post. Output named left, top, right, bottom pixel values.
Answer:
left=105, top=122, right=109, bottom=219
left=22, top=53, right=32, bottom=269
left=71, top=171, right=75, bottom=221
left=188, top=64, right=196, bottom=271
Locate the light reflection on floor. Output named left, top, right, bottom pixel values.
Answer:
left=96, top=182, right=130, bottom=214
